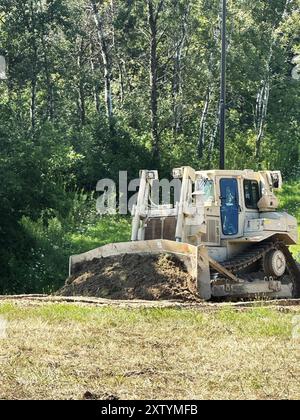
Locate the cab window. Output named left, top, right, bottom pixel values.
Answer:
left=244, top=180, right=260, bottom=209
left=204, top=180, right=214, bottom=202
left=195, top=179, right=215, bottom=202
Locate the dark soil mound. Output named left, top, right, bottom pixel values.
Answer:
left=57, top=254, right=201, bottom=302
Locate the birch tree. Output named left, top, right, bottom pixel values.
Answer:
left=254, top=0, right=293, bottom=161
left=90, top=0, right=114, bottom=128
left=147, top=0, right=164, bottom=165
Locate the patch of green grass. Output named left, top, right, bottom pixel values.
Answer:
left=278, top=182, right=300, bottom=261
left=291, top=228, right=300, bottom=262
left=215, top=307, right=293, bottom=338
left=0, top=303, right=295, bottom=339
left=278, top=182, right=300, bottom=220
left=67, top=216, right=131, bottom=255
left=0, top=303, right=204, bottom=325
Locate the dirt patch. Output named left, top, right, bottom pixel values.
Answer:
left=57, top=254, right=201, bottom=302
left=83, top=391, right=119, bottom=401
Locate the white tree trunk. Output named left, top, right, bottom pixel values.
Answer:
left=91, top=0, right=114, bottom=126
left=197, top=88, right=210, bottom=158
left=255, top=0, right=292, bottom=160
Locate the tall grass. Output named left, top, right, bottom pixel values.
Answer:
left=19, top=193, right=131, bottom=294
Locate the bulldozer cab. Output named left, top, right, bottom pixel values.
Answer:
left=131, top=167, right=296, bottom=246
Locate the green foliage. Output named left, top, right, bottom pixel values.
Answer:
left=5, top=194, right=131, bottom=294
left=278, top=183, right=300, bottom=261
left=278, top=182, right=300, bottom=220
left=71, top=118, right=152, bottom=188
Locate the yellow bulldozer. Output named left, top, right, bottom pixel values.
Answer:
left=69, top=167, right=299, bottom=300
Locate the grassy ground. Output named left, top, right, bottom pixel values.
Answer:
left=0, top=302, right=299, bottom=400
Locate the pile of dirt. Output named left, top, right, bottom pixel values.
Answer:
left=57, top=254, right=201, bottom=302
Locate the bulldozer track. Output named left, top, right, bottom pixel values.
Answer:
left=212, top=240, right=300, bottom=296
left=222, top=241, right=275, bottom=273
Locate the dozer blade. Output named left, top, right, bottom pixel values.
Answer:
left=69, top=240, right=212, bottom=300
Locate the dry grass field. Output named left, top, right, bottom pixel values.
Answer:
left=0, top=299, right=299, bottom=400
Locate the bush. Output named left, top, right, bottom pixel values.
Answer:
left=15, top=193, right=131, bottom=294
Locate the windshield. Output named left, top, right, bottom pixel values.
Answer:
left=195, top=179, right=215, bottom=202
